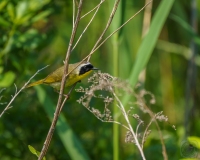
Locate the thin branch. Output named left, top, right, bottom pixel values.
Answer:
left=0, top=88, right=6, bottom=94
left=73, top=0, right=75, bottom=28
left=137, top=100, right=168, bottom=160
left=84, top=106, right=130, bottom=131
left=59, top=82, right=77, bottom=114
left=136, top=120, right=143, bottom=139
left=154, top=116, right=168, bottom=160
left=0, top=65, right=49, bottom=118
left=116, top=103, right=126, bottom=114
left=38, top=1, right=84, bottom=159
left=141, top=115, right=155, bottom=149
left=112, top=91, right=146, bottom=160
left=72, top=0, right=104, bottom=51
left=92, top=0, right=153, bottom=55
left=80, top=0, right=105, bottom=19
left=87, top=0, right=121, bottom=61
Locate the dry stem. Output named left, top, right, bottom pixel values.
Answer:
left=0, top=65, right=49, bottom=118
left=137, top=100, right=168, bottom=160
left=112, top=91, right=146, bottom=160
left=87, top=0, right=121, bottom=61
left=72, top=0, right=104, bottom=51
left=37, top=0, right=84, bottom=159
left=91, top=0, right=153, bottom=55
left=80, top=0, right=105, bottom=19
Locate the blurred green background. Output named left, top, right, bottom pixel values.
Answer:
left=0, top=0, right=200, bottom=159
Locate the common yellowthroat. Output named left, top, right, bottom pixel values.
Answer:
left=26, top=61, right=98, bottom=90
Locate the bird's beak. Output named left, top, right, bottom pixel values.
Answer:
left=92, top=67, right=99, bottom=70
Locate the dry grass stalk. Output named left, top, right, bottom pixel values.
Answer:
left=76, top=72, right=169, bottom=160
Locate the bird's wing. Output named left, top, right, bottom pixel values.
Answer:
left=43, top=63, right=80, bottom=84
left=43, top=66, right=64, bottom=84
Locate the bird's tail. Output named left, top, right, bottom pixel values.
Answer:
left=26, top=79, right=44, bottom=88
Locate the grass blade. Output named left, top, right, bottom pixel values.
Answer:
left=123, top=0, right=175, bottom=105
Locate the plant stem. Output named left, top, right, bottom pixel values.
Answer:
left=113, top=91, right=146, bottom=160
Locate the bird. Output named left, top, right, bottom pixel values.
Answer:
left=26, top=61, right=98, bottom=90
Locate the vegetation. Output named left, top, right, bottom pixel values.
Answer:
left=0, top=0, right=199, bottom=160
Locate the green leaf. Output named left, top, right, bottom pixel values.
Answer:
left=7, top=3, right=15, bottom=22
left=28, top=0, right=51, bottom=12
left=31, top=9, right=53, bottom=23
left=28, top=145, right=46, bottom=160
left=35, top=86, right=90, bottom=160
left=15, top=29, right=43, bottom=49
left=122, top=0, right=175, bottom=105
left=170, top=14, right=200, bottom=46
left=0, top=17, right=10, bottom=27
left=17, top=13, right=34, bottom=25
left=0, top=0, right=8, bottom=11
left=0, top=71, right=16, bottom=87
left=170, top=14, right=195, bottom=36
left=188, top=136, right=200, bottom=149
left=15, top=1, right=34, bottom=26
left=28, top=145, right=38, bottom=156
left=16, top=1, right=28, bottom=21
